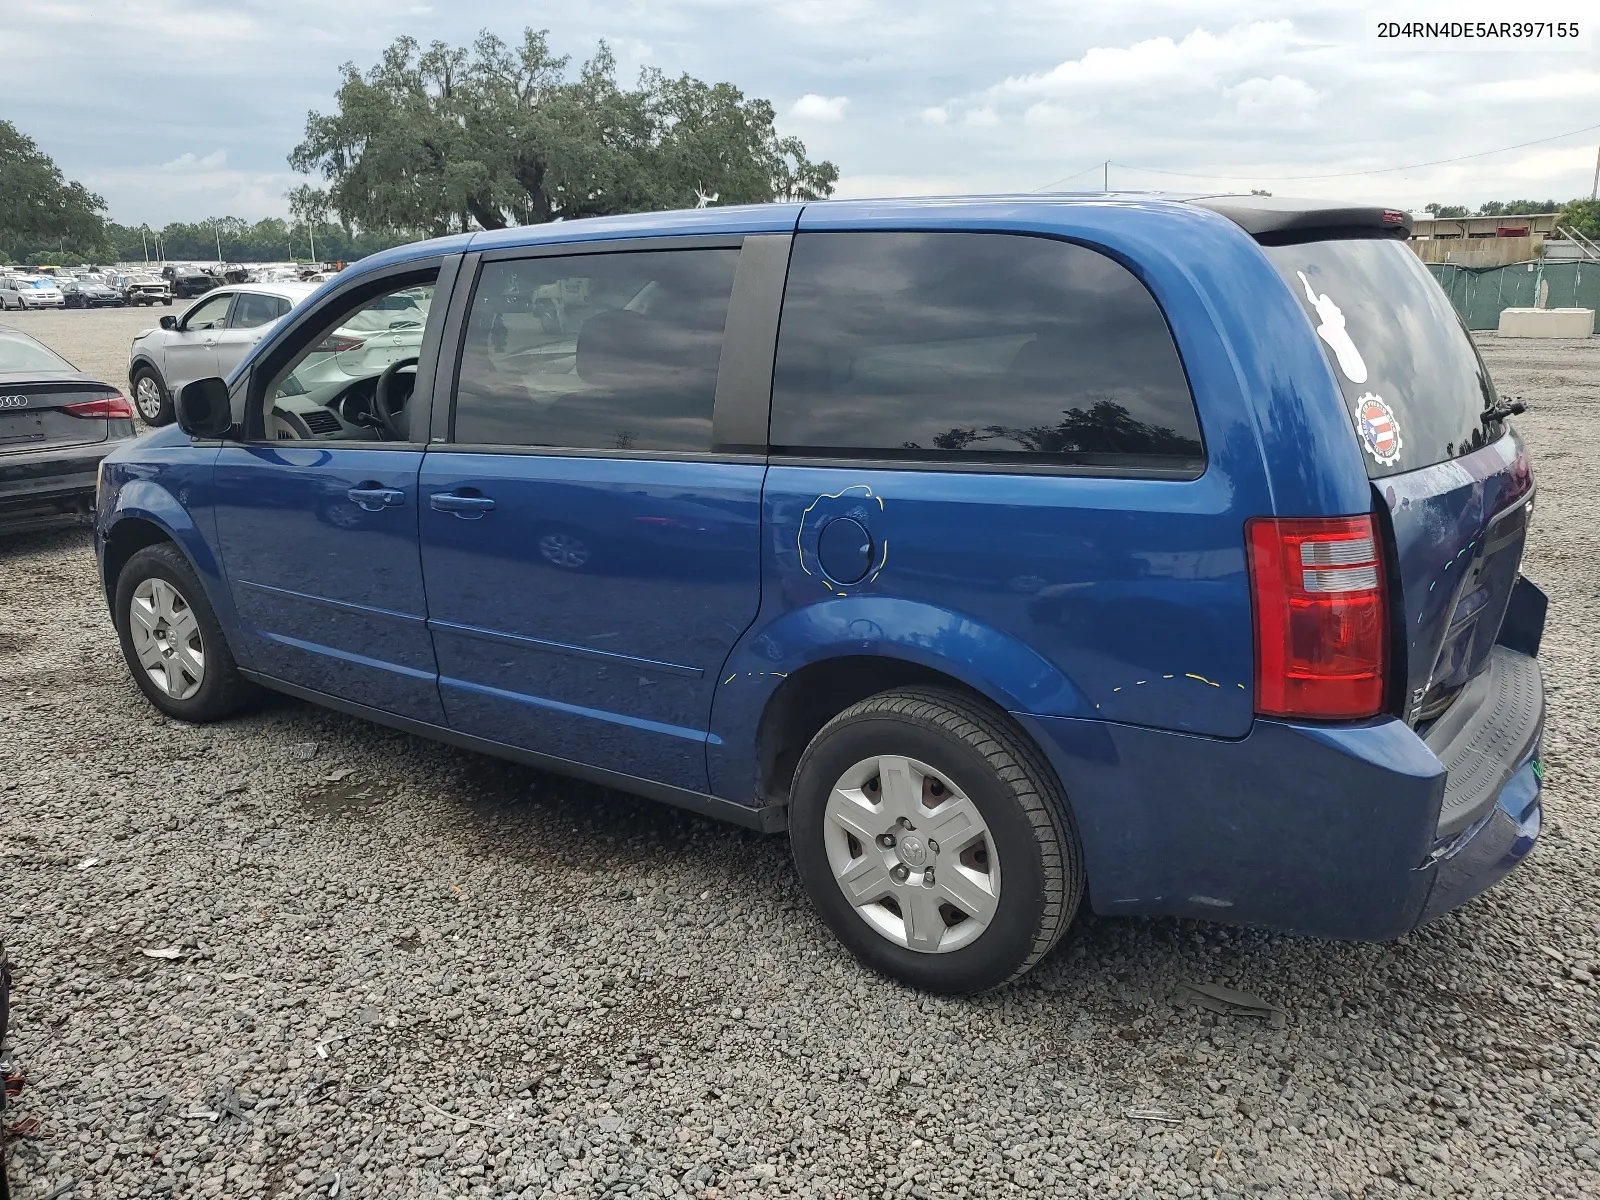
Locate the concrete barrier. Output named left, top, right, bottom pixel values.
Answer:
left=1496, top=308, right=1595, bottom=338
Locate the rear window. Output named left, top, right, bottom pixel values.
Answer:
left=770, top=231, right=1203, bottom=472
left=1264, top=237, right=1501, bottom=479
left=0, top=331, right=72, bottom=372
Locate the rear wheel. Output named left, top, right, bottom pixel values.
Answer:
left=114, top=543, right=257, bottom=722
left=789, top=687, right=1084, bottom=993
left=131, top=365, right=174, bottom=426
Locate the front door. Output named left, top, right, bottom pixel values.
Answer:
left=418, top=242, right=765, bottom=791
left=211, top=270, right=446, bottom=722
left=163, top=290, right=233, bottom=394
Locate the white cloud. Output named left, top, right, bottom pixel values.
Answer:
left=994, top=22, right=1297, bottom=99
left=790, top=93, right=850, bottom=121
left=1224, top=75, right=1320, bottom=121
left=921, top=106, right=949, bottom=125
left=963, top=106, right=999, bottom=127
left=161, top=151, right=229, bottom=172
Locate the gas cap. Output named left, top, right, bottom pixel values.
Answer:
left=818, top=516, right=874, bottom=584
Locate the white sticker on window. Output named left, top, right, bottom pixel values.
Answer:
left=1297, top=271, right=1368, bottom=385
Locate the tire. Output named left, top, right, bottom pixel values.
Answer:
left=163, top=298, right=172, bottom=306
left=789, top=687, right=1084, bottom=994
left=131, top=364, right=174, bottom=426
left=113, top=542, right=258, bottom=722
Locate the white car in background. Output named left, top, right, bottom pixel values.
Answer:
left=127, top=282, right=317, bottom=425
left=0, top=274, right=66, bottom=310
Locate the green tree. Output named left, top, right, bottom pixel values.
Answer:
left=1559, top=198, right=1600, bottom=240
left=1424, top=203, right=1470, bottom=218
left=1476, top=199, right=1557, bottom=217
left=290, top=29, right=838, bottom=236
left=0, top=120, right=108, bottom=261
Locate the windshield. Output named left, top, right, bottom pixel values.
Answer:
left=0, top=331, right=73, bottom=372
left=1264, top=237, right=1501, bottom=479
left=24, top=279, right=55, bottom=290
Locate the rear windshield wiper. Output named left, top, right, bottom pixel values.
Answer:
left=1480, top=398, right=1527, bottom=424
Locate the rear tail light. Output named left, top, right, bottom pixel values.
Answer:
left=62, top=394, right=134, bottom=420
left=317, top=334, right=365, bottom=353
left=1247, top=515, right=1387, bottom=720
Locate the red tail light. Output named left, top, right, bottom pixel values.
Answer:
left=1247, top=515, right=1387, bottom=720
left=62, top=394, right=134, bottom=420
left=316, top=334, right=365, bottom=353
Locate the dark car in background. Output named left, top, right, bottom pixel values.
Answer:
left=61, top=278, right=124, bottom=309
left=1, top=325, right=136, bottom=534
left=168, top=268, right=219, bottom=299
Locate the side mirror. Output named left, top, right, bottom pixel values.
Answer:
left=175, top=377, right=234, bottom=438
left=159, top=315, right=177, bottom=331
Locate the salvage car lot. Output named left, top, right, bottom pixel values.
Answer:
left=0, top=325, right=1596, bottom=1197
left=0, top=304, right=184, bottom=398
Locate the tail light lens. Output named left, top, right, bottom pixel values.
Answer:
left=316, top=334, right=365, bottom=353
left=1247, top=515, right=1387, bottom=720
left=62, top=394, right=134, bottom=420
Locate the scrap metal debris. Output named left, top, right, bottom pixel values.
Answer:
left=1127, top=1108, right=1182, bottom=1124
left=1175, top=982, right=1287, bottom=1027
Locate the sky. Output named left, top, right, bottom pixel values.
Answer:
left=4, top=0, right=1599, bottom=226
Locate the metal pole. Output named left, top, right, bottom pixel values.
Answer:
left=1103, top=161, right=1109, bottom=191
left=1591, top=143, right=1599, bottom=201
left=215, top=222, right=222, bottom=263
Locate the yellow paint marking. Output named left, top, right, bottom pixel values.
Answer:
left=1186, top=673, right=1221, bottom=687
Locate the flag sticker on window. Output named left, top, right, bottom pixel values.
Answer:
left=1356, top=393, right=1403, bottom=466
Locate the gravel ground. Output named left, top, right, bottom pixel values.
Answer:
left=0, top=329, right=1596, bottom=1200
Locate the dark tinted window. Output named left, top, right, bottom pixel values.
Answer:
left=771, top=232, right=1202, bottom=470
left=1264, top=238, right=1500, bottom=478
left=0, top=330, right=71, bottom=372
left=453, top=249, right=738, bottom=452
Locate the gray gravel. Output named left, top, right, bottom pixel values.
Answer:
left=0, top=330, right=1597, bottom=1200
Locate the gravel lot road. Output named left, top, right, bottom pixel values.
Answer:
left=0, top=328, right=1596, bottom=1200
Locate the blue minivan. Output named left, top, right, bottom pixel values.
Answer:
left=94, top=195, right=1546, bottom=993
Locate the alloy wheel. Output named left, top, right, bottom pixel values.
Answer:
left=822, top=755, right=1001, bottom=953
left=129, top=577, right=205, bottom=700
left=133, top=375, right=164, bottom=422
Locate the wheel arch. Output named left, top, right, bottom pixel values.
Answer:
left=127, top=353, right=165, bottom=390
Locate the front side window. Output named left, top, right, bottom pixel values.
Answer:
left=231, top=292, right=284, bottom=329
left=770, top=232, right=1203, bottom=472
left=184, top=293, right=233, bottom=331
left=262, top=277, right=437, bottom=443
left=452, top=248, right=739, bottom=453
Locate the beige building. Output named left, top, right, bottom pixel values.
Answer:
left=1408, top=212, right=1563, bottom=267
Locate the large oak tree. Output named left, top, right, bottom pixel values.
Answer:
left=289, top=30, right=839, bottom=236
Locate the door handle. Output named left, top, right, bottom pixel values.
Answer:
left=430, top=491, right=496, bottom=517
left=347, top=485, right=406, bottom=511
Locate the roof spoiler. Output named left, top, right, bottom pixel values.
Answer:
left=1187, top=195, right=1412, bottom=239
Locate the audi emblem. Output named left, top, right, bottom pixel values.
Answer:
left=0, top=396, right=30, bottom=409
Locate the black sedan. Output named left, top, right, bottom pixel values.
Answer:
left=61, top=279, right=124, bottom=308
left=0, top=325, right=137, bottom=534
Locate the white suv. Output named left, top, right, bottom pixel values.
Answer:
left=128, top=283, right=317, bottom=424
left=1, top=274, right=65, bottom=310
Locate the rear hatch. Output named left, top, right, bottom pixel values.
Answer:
left=0, top=375, right=122, bottom=455
left=1261, top=236, right=1534, bottom=730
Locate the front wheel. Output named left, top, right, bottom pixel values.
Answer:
left=789, top=688, right=1084, bottom=993
left=114, top=542, right=259, bottom=722
left=131, top=365, right=174, bottom=426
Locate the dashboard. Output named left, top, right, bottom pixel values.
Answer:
left=269, top=370, right=416, bottom=441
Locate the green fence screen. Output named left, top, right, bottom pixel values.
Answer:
left=1427, top=260, right=1600, bottom=331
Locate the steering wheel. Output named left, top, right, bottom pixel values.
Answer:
left=372, top=356, right=420, bottom=441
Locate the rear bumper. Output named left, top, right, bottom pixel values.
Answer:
left=1019, top=649, right=1544, bottom=940
left=0, top=436, right=127, bottom=534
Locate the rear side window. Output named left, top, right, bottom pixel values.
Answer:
left=1264, top=237, right=1500, bottom=479
left=770, top=232, right=1203, bottom=472
left=453, top=249, right=738, bottom=453
left=231, top=292, right=283, bottom=329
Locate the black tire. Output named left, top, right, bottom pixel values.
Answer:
left=113, top=542, right=259, bottom=722
left=789, top=687, right=1084, bottom=994
left=130, top=364, right=174, bottom=426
